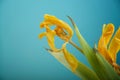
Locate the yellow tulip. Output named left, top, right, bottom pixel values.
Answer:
left=98, top=24, right=114, bottom=64
left=39, top=14, right=78, bottom=71
left=98, top=23, right=120, bottom=74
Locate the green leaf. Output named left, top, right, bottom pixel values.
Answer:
left=96, top=52, right=120, bottom=80
left=74, top=62, right=100, bottom=80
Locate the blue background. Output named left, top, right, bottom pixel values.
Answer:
left=0, top=0, right=120, bottom=80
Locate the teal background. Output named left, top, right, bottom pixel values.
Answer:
left=0, top=0, right=120, bottom=80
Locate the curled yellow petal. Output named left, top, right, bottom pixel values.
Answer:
left=98, top=23, right=114, bottom=63
left=108, top=27, right=120, bottom=63
left=43, top=14, right=73, bottom=41
left=39, top=14, right=74, bottom=52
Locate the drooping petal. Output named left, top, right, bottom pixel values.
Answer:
left=108, top=27, right=120, bottom=63
left=39, top=23, right=57, bottom=51
left=46, top=30, right=57, bottom=51
left=98, top=24, right=114, bottom=63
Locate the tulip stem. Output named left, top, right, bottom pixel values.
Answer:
left=69, top=40, right=84, bottom=54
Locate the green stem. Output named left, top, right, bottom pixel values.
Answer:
left=69, top=40, right=84, bottom=54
